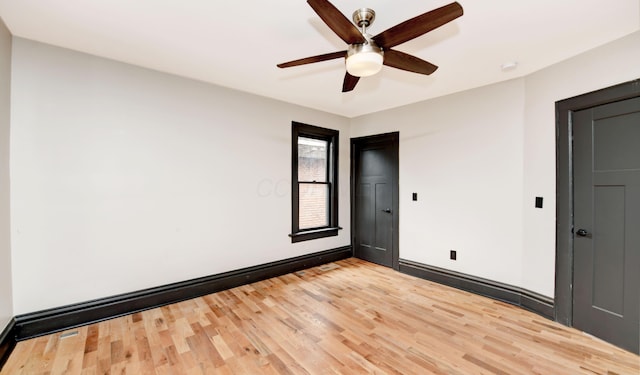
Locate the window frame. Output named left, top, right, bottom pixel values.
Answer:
left=290, top=121, right=340, bottom=243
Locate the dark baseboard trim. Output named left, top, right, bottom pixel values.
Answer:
left=399, top=259, right=554, bottom=320
left=14, top=246, right=352, bottom=341
left=0, top=318, right=17, bottom=370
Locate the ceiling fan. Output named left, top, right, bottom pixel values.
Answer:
left=277, top=0, right=463, bottom=92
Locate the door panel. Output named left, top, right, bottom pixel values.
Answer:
left=352, top=133, right=399, bottom=268
left=573, top=96, right=640, bottom=354
left=357, top=182, right=372, bottom=250
left=592, top=184, right=625, bottom=315
left=375, top=182, right=392, bottom=251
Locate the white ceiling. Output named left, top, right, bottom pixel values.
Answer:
left=0, top=0, right=638, bottom=117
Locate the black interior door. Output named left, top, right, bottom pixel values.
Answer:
left=352, top=133, right=399, bottom=268
left=572, top=96, right=640, bottom=354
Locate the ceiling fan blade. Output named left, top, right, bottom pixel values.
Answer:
left=307, top=0, right=366, bottom=45
left=383, top=49, right=438, bottom=75
left=373, top=2, right=463, bottom=49
left=277, top=51, right=347, bottom=68
left=342, top=72, right=360, bottom=92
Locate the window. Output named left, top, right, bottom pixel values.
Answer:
left=290, top=122, right=339, bottom=242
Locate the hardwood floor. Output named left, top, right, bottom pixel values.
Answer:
left=2, top=258, right=638, bottom=374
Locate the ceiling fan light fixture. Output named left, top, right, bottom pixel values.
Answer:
left=277, top=0, right=464, bottom=91
left=346, top=41, right=383, bottom=77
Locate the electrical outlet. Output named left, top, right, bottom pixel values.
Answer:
left=450, top=250, right=457, bottom=260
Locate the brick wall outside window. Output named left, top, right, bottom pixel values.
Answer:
left=299, top=157, right=328, bottom=229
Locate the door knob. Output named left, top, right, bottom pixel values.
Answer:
left=576, top=229, right=589, bottom=237
left=382, top=208, right=392, bottom=213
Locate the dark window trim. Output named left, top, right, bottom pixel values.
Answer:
left=290, top=121, right=340, bottom=243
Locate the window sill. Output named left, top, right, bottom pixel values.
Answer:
left=289, top=227, right=342, bottom=243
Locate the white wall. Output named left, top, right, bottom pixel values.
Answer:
left=9, top=38, right=351, bottom=314
left=351, top=79, right=526, bottom=288
left=351, top=31, right=640, bottom=298
left=7, top=31, right=640, bottom=316
left=0, top=18, right=13, bottom=331
left=521, top=31, right=640, bottom=296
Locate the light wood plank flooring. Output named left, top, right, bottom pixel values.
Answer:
left=2, top=258, right=638, bottom=374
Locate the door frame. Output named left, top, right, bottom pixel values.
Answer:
left=350, top=132, right=400, bottom=270
left=555, top=79, right=640, bottom=325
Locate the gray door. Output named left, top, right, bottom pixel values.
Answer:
left=573, top=96, right=640, bottom=354
left=352, top=133, right=399, bottom=268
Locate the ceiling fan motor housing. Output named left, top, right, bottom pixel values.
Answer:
left=352, top=8, right=376, bottom=29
